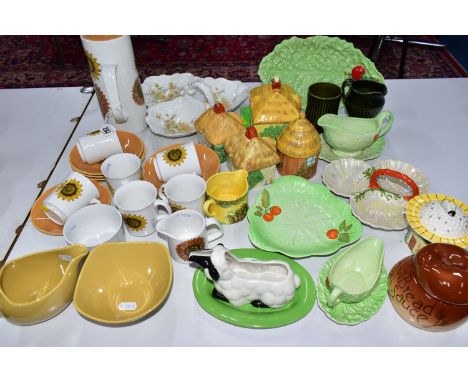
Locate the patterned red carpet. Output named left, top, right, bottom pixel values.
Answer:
left=0, top=35, right=466, bottom=89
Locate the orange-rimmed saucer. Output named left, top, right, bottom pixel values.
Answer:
left=70, top=146, right=146, bottom=181
left=30, top=180, right=111, bottom=235
left=143, top=143, right=220, bottom=189
left=69, top=131, right=145, bottom=178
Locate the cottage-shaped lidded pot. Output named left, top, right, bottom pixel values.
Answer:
left=277, top=116, right=321, bottom=179
left=194, top=103, right=244, bottom=163
left=225, top=128, right=280, bottom=172
left=195, top=103, right=244, bottom=146
left=224, top=126, right=280, bottom=189
left=250, top=77, right=301, bottom=125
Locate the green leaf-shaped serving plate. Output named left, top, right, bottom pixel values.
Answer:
left=247, top=176, right=363, bottom=257
left=192, top=248, right=316, bottom=328
left=317, top=248, right=388, bottom=325
left=258, top=36, right=385, bottom=109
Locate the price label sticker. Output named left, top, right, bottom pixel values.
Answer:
left=101, top=123, right=115, bottom=136
left=118, top=302, right=137, bottom=311
left=306, top=156, right=316, bottom=167
left=58, top=254, right=73, bottom=262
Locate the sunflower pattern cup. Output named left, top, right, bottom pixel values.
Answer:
left=153, top=142, right=202, bottom=182
left=114, top=180, right=172, bottom=236
left=40, top=171, right=101, bottom=225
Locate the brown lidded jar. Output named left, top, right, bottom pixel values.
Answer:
left=388, top=243, right=468, bottom=331
left=276, top=116, right=321, bottom=179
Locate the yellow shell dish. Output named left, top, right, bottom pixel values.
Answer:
left=224, top=132, right=280, bottom=171
left=250, top=82, right=301, bottom=125
left=194, top=108, right=244, bottom=146
left=277, top=117, right=321, bottom=158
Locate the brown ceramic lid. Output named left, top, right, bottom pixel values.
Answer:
left=413, top=243, right=468, bottom=305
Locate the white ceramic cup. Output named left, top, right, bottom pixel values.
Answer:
left=80, top=35, right=147, bottom=134
left=156, top=210, right=224, bottom=264
left=154, top=142, right=202, bottom=182
left=159, top=174, right=206, bottom=215
left=41, top=171, right=101, bottom=225
left=63, top=204, right=125, bottom=249
left=114, top=180, right=172, bottom=237
left=101, top=152, right=142, bottom=194
left=76, top=124, right=123, bottom=164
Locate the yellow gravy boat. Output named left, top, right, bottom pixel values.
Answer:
left=0, top=244, right=87, bottom=325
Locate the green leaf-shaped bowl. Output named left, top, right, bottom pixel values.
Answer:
left=258, top=36, right=385, bottom=109
left=192, top=248, right=316, bottom=328
left=247, top=176, right=363, bottom=257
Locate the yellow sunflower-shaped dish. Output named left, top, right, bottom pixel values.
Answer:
left=406, top=193, right=468, bottom=247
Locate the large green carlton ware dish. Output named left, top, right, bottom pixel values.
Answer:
left=247, top=176, right=363, bottom=257
left=258, top=36, right=385, bottom=109
left=192, top=248, right=316, bottom=329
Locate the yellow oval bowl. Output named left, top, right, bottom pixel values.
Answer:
left=73, top=242, right=173, bottom=325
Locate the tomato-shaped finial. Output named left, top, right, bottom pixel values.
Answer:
left=213, top=103, right=225, bottom=114
left=351, top=65, right=366, bottom=80
left=272, top=76, right=281, bottom=90
left=245, top=126, right=258, bottom=139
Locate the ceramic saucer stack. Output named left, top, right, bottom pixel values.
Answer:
left=69, top=131, right=146, bottom=181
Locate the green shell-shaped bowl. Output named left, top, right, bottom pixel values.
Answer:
left=258, top=36, right=385, bottom=109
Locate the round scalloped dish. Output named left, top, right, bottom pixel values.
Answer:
left=322, top=158, right=373, bottom=197
left=350, top=188, right=407, bottom=230
left=317, top=248, right=387, bottom=325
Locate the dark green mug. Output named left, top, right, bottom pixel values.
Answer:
left=342, top=79, right=387, bottom=118
left=305, top=82, right=342, bottom=134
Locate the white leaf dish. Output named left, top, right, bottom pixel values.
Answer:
left=373, top=159, right=430, bottom=197
left=146, top=95, right=209, bottom=137
left=190, top=77, right=249, bottom=111
left=142, top=73, right=199, bottom=107
left=322, top=158, right=373, bottom=197
left=350, top=189, right=407, bottom=230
